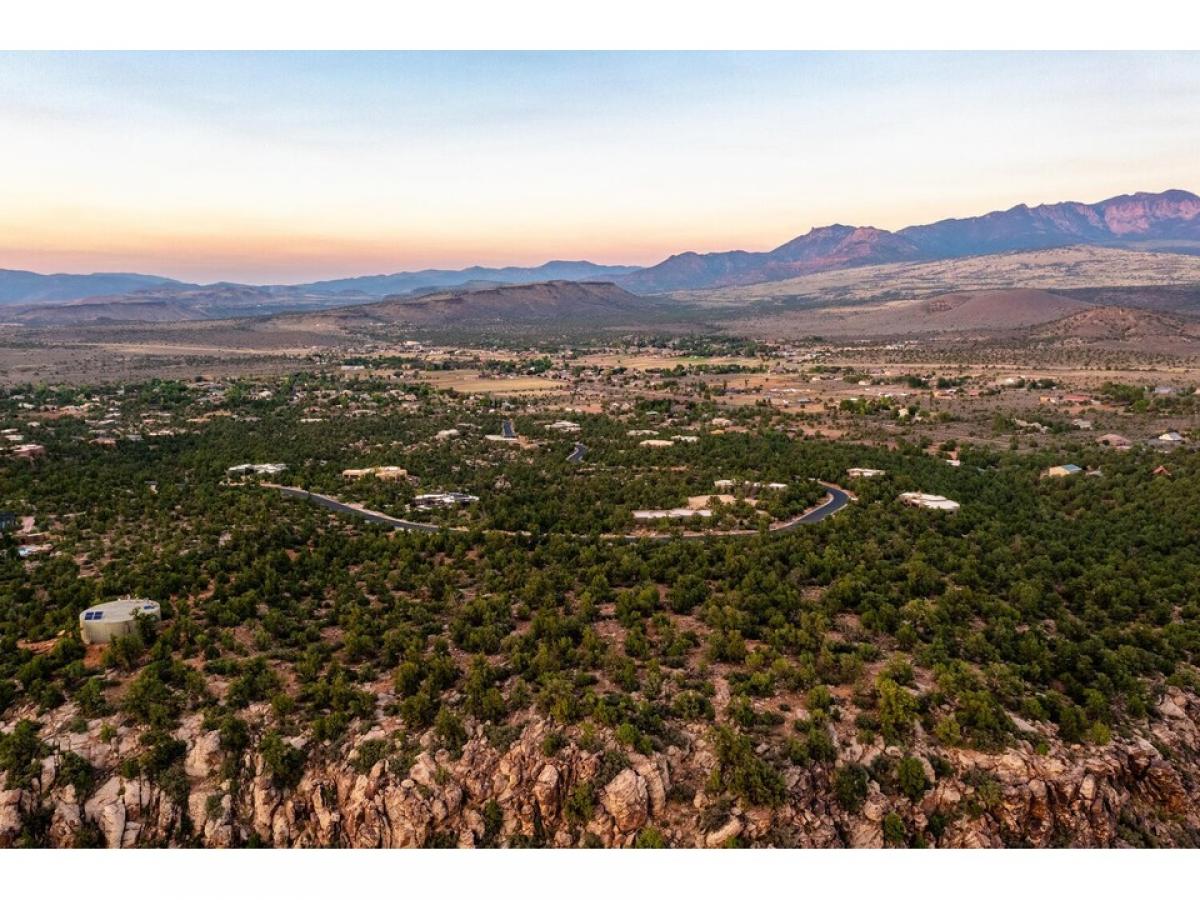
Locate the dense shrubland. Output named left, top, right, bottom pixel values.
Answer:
left=2, top=374, right=1199, bottom=844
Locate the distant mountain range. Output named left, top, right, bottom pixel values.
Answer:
left=618, top=190, right=1200, bottom=292
left=0, top=269, right=186, bottom=304
left=3, top=189, right=1199, bottom=322
left=0, top=260, right=638, bottom=309
left=298, top=260, right=642, bottom=296
left=302, top=280, right=660, bottom=329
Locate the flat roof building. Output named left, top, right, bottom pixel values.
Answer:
left=79, top=597, right=161, bottom=645
left=632, top=508, right=713, bottom=521
left=227, top=462, right=287, bottom=476
left=1044, top=464, right=1082, bottom=478
left=413, top=492, right=479, bottom=510
left=342, top=466, right=408, bottom=480
left=899, top=492, right=960, bottom=512
left=1097, top=433, right=1133, bottom=450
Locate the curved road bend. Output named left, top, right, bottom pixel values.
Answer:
left=628, top=482, right=853, bottom=543
left=567, top=442, right=588, bottom=463
left=769, top=482, right=851, bottom=532
left=264, top=481, right=852, bottom=541
left=501, top=418, right=516, bottom=439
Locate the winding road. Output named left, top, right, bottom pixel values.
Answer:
left=772, top=482, right=851, bottom=530
left=259, top=480, right=852, bottom=541
left=630, top=482, right=852, bottom=543
left=567, top=442, right=588, bottom=463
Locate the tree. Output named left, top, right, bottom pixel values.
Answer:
left=877, top=677, right=917, bottom=745
left=896, top=756, right=928, bottom=801
left=708, top=726, right=785, bottom=807
left=833, top=764, right=869, bottom=812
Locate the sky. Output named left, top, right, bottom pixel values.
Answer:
left=0, top=51, right=1198, bottom=284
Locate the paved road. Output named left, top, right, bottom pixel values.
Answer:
left=266, top=480, right=851, bottom=542
left=501, top=418, right=516, bottom=439
left=272, top=486, right=442, bottom=533
left=622, top=482, right=852, bottom=543
left=770, top=482, right=851, bottom=531
left=567, top=442, right=588, bottom=463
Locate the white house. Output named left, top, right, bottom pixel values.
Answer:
left=899, top=492, right=960, bottom=512
left=80, top=597, right=161, bottom=645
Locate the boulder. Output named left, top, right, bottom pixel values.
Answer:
left=704, top=815, right=743, bottom=847
left=601, top=769, right=648, bottom=833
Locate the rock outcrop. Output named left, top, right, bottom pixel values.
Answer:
left=2, top=688, right=1198, bottom=848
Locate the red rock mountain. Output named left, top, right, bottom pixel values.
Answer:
left=620, top=189, right=1200, bottom=293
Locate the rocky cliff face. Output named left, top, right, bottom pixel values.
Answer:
left=2, top=688, right=1197, bottom=849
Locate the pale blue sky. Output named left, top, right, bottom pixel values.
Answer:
left=0, top=52, right=1197, bottom=282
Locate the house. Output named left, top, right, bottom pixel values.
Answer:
left=435, top=429, right=461, bottom=439
left=1157, top=431, right=1185, bottom=444
left=710, top=417, right=733, bottom=427
left=342, top=466, right=408, bottom=480
left=899, top=492, right=960, bottom=512
left=1044, top=464, right=1083, bottom=478
left=79, top=597, right=161, bottom=645
left=632, top=508, right=713, bottom=521
left=1071, top=418, right=1094, bottom=431
left=413, top=492, right=479, bottom=509
left=1153, top=465, right=1172, bottom=477
left=672, top=435, right=699, bottom=443
left=227, top=462, right=287, bottom=477
left=11, top=443, right=45, bottom=460
left=847, top=467, right=885, bottom=478
left=639, top=439, right=674, bottom=448
left=547, top=421, right=581, bottom=433
left=1096, top=433, right=1133, bottom=450
left=713, top=479, right=736, bottom=490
